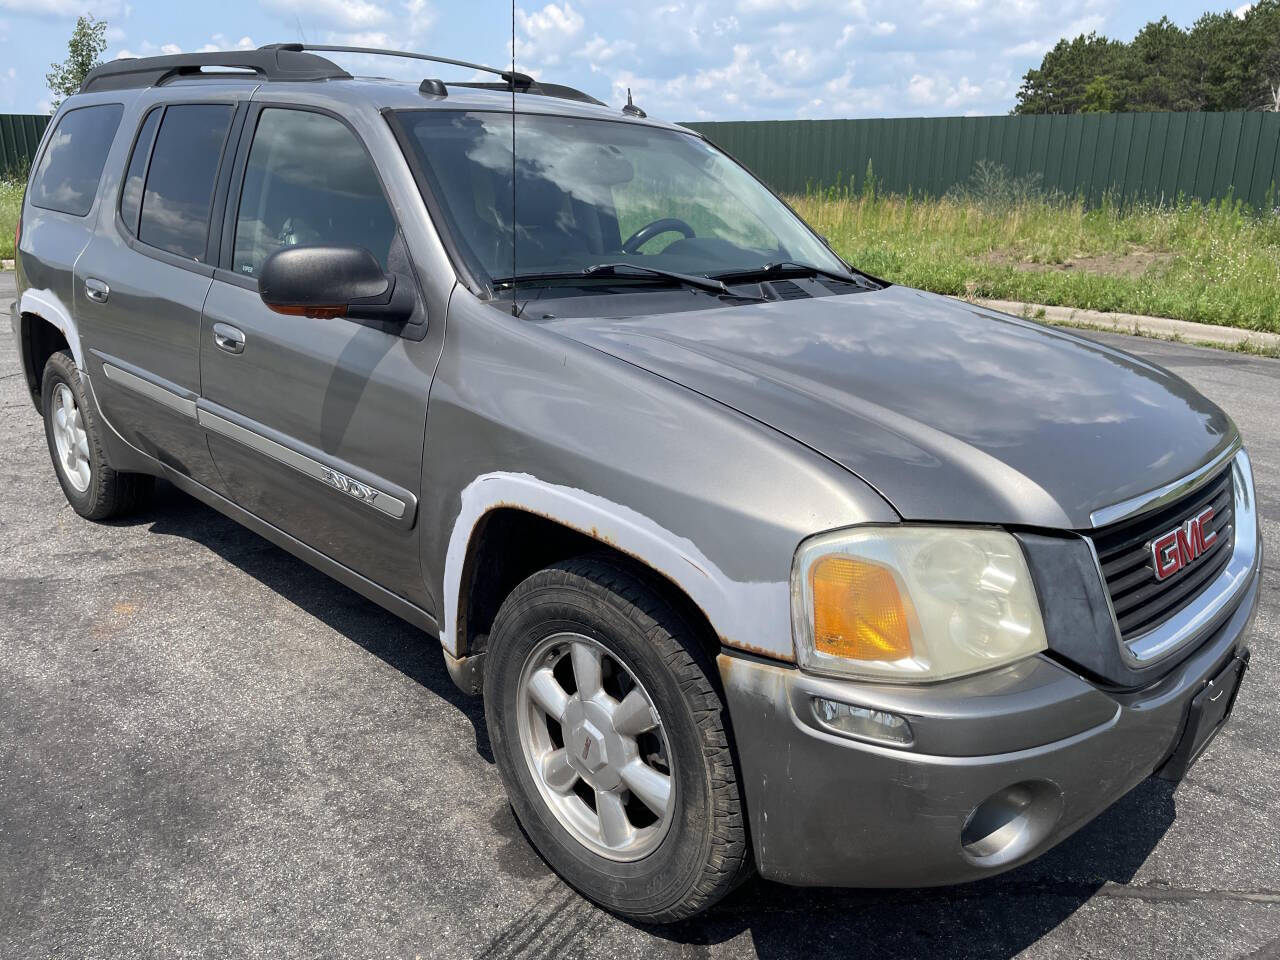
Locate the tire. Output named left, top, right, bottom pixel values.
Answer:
left=41, top=350, right=153, bottom=520
left=483, top=554, right=751, bottom=923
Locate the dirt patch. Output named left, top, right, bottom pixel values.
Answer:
left=982, top=248, right=1174, bottom=278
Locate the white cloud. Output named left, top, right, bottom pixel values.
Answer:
left=906, top=73, right=935, bottom=104
left=196, top=35, right=255, bottom=53
left=1, top=66, right=16, bottom=108
left=577, top=35, right=635, bottom=65
left=1234, top=3, right=1253, bottom=16
left=58, top=0, right=1121, bottom=121
left=0, top=0, right=124, bottom=16
left=1003, top=38, right=1048, bottom=57
left=262, top=0, right=392, bottom=31
left=516, top=2, right=586, bottom=70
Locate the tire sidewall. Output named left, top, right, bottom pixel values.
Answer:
left=485, top=580, right=717, bottom=917
left=41, top=352, right=104, bottom=516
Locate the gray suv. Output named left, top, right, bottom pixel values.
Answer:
left=10, top=44, right=1261, bottom=922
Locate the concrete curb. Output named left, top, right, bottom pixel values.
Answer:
left=969, top=297, right=1280, bottom=353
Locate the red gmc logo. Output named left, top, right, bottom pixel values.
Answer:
left=1150, top=507, right=1217, bottom=581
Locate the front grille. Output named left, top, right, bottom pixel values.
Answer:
left=1090, top=466, right=1235, bottom=641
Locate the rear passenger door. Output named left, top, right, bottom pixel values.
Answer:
left=75, top=93, right=244, bottom=491
left=20, top=102, right=124, bottom=350
left=198, top=104, right=431, bottom=602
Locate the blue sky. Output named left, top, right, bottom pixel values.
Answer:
left=0, top=0, right=1248, bottom=119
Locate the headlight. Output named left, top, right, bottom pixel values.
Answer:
left=791, top=526, right=1048, bottom=682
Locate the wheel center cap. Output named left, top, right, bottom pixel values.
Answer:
left=563, top=698, right=623, bottom=790
left=574, top=718, right=607, bottom=773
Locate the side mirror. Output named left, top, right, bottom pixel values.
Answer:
left=258, top=245, right=415, bottom=323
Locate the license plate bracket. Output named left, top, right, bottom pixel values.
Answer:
left=1156, top=651, right=1249, bottom=782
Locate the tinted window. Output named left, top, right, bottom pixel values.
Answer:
left=139, top=104, right=233, bottom=260
left=29, top=103, right=124, bottom=217
left=119, top=107, right=161, bottom=234
left=233, top=109, right=396, bottom=278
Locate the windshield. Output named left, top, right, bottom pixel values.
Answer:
left=396, top=110, right=848, bottom=289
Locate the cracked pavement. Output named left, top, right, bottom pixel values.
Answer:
left=1, top=270, right=1278, bottom=959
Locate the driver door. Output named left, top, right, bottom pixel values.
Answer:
left=198, top=104, right=432, bottom=602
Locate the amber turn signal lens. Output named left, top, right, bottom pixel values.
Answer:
left=810, top=554, right=913, bottom=661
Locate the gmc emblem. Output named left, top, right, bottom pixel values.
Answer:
left=1150, top=507, right=1217, bottom=581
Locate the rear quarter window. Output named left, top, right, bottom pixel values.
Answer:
left=28, top=103, right=124, bottom=217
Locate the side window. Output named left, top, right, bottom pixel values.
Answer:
left=119, top=107, right=161, bottom=234
left=29, top=103, right=124, bottom=217
left=138, top=104, right=234, bottom=260
left=233, top=109, right=396, bottom=279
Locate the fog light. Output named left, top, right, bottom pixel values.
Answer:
left=811, top=697, right=913, bottom=746
left=961, top=780, right=1063, bottom=866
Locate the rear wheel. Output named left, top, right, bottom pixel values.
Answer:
left=41, top=350, right=153, bottom=520
left=483, top=555, right=751, bottom=922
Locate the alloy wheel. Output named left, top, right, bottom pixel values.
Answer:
left=516, top=632, right=675, bottom=861
left=51, top=383, right=91, bottom=493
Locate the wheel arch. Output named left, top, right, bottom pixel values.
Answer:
left=19, top=288, right=86, bottom=409
left=442, top=473, right=794, bottom=671
left=457, top=506, right=723, bottom=666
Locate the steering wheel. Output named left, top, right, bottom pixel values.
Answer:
left=621, top=217, right=696, bottom=254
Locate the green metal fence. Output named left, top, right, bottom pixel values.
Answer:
left=685, top=112, right=1280, bottom=209
left=0, top=114, right=51, bottom=178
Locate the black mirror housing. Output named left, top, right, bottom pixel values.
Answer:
left=258, top=245, right=415, bottom=323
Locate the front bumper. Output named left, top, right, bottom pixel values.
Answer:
left=721, top=564, right=1260, bottom=888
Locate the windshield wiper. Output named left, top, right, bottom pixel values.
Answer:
left=491, top=264, right=766, bottom=301
left=711, top=260, right=867, bottom=286
left=582, top=262, right=766, bottom=299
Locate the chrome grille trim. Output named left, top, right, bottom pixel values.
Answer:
left=1088, top=450, right=1258, bottom=666
left=1089, top=438, right=1241, bottom=528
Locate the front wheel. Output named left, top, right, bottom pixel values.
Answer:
left=483, top=556, right=751, bottom=922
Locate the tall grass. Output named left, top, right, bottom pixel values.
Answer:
left=790, top=163, right=1280, bottom=332
left=3, top=164, right=1278, bottom=334
left=0, top=179, right=22, bottom=261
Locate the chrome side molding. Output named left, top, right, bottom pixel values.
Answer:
left=100, top=361, right=198, bottom=419
left=196, top=408, right=409, bottom=520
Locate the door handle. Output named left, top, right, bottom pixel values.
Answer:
left=84, top=278, right=110, bottom=303
left=212, top=323, right=246, bottom=355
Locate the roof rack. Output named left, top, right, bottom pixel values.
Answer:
left=80, top=47, right=350, bottom=93
left=267, top=43, right=536, bottom=88
left=78, top=42, right=607, bottom=109
left=447, top=81, right=605, bottom=107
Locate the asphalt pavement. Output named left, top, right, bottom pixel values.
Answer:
left=2, top=269, right=1278, bottom=959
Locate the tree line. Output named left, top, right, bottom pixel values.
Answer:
left=1015, top=1, right=1280, bottom=114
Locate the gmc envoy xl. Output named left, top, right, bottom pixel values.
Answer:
left=10, top=45, right=1260, bottom=921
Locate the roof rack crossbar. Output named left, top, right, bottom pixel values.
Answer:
left=80, top=48, right=350, bottom=93
left=264, top=43, right=535, bottom=88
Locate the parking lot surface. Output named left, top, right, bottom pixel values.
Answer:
left=2, top=269, right=1278, bottom=959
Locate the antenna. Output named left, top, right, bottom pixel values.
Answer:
left=623, top=87, right=646, bottom=118
left=510, top=0, right=518, bottom=317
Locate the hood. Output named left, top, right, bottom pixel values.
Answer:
left=544, top=285, right=1236, bottom=530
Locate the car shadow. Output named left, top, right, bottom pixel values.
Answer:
left=121, top=480, right=1177, bottom=959
left=635, top=773, right=1176, bottom=958
left=122, top=479, right=493, bottom=764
